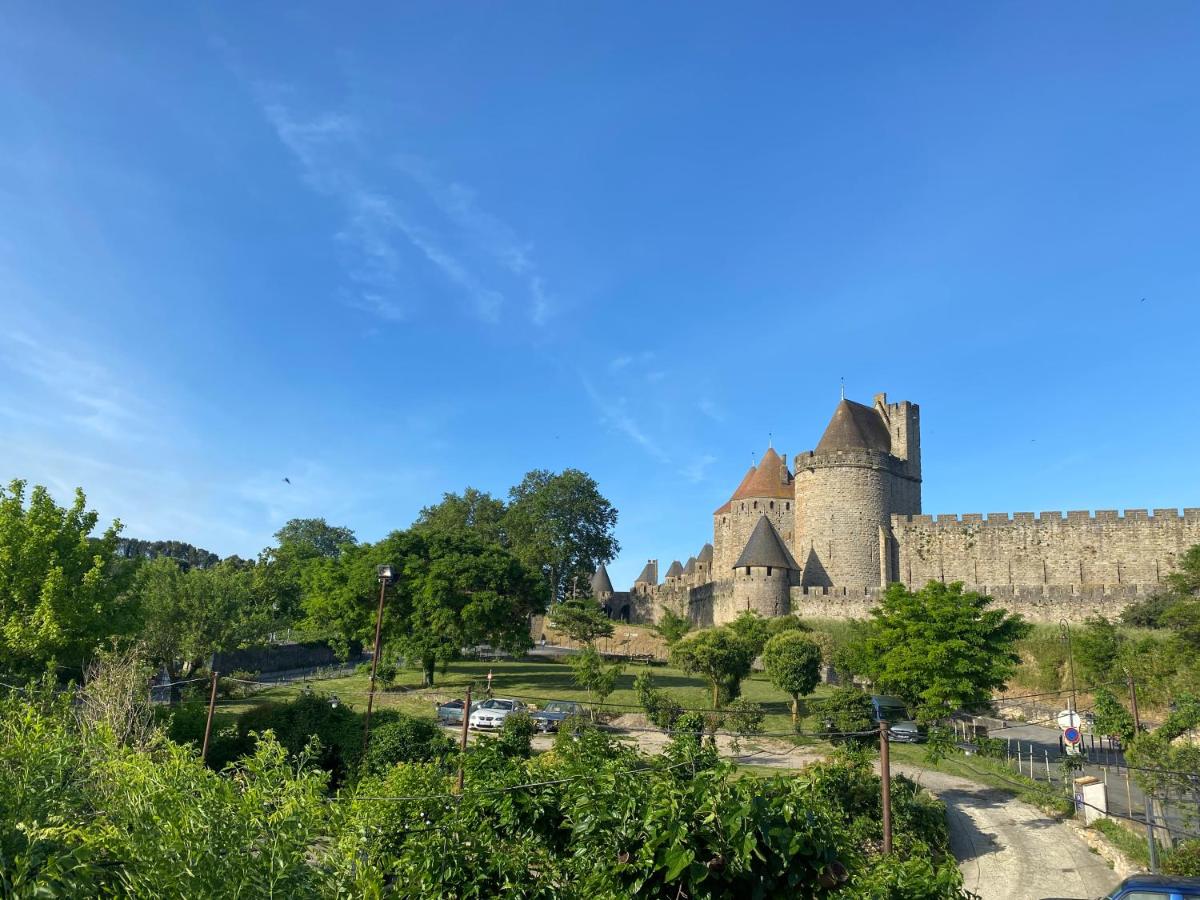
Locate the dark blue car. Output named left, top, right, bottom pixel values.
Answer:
left=1044, top=874, right=1200, bottom=899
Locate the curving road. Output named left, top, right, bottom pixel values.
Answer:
left=895, top=766, right=1121, bottom=900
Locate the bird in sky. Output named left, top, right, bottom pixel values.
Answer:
left=282, top=477, right=291, bottom=484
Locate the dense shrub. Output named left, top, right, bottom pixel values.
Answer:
left=364, top=714, right=455, bottom=774
left=634, top=670, right=683, bottom=729
left=815, top=687, right=875, bottom=743
left=1164, top=839, right=1200, bottom=877
left=496, top=710, right=535, bottom=759
left=236, top=689, right=362, bottom=783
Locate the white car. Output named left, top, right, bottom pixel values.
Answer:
left=468, top=698, right=526, bottom=730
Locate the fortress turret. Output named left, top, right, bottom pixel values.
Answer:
left=712, top=446, right=795, bottom=576
left=731, top=515, right=798, bottom=617
left=590, top=564, right=615, bottom=604
left=793, top=394, right=921, bottom=588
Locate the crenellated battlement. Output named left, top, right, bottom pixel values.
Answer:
left=893, top=508, right=1200, bottom=526
left=794, top=447, right=915, bottom=479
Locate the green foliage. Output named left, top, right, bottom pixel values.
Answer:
left=303, top=528, right=547, bottom=686
left=1091, top=688, right=1136, bottom=742
left=669, top=626, right=756, bottom=709
left=414, top=487, right=508, bottom=545
left=1163, top=839, right=1200, bottom=877
left=721, top=698, right=765, bottom=744
left=762, top=631, right=823, bottom=724
left=0, top=480, right=131, bottom=675
left=652, top=608, right=692, bottom=646
left=727, top=610, right=773, bottom=656
left=1073, top=616, right=1125, bottom=686
left=496, top=710, right=536, bottom=759
left=133, top=557, right=271, bottom=673
left=365, top=714, right=455, bottom=774
left=973, top=736, right=1005, bottom=759
left=567, top=645, right=622, bottom=712
left=550, top=597, right=615, bottom=646
left=1121, top=593, right=1176, bottom=628
left=504, top=468, right=619, bottom=602
left=634, top=670, right=683, bottom=729
left=1126, top=692, right=1200, bottom=800
left=816, top=687, right=875, bottom=742
left=853, top=581, right=1031, bottom=721
left=235, top=689, right=363, bottom=783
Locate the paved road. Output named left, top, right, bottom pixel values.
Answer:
left=898, top=765, right=1121, bottom=900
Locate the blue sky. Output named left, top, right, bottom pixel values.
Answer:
left=2, top=4, right=1198, bottom=588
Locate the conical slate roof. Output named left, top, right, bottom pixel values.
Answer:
left=665, top=560, right=684, bottom=578
left=732, top=447, right=793, bottom=500
left=697, top=543, right=714, bottom=563
left=683, top=557, right=697, bottom=576
left=590, top=564, right=614, bottom=596
left=732, top=516, right=800, bottom=571
left=634, top=561, right=656, bottom=585
left=816, top=399, right=891, bottom=453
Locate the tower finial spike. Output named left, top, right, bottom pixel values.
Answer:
left=768, top=431, right=773, bottom=449
left=840, top=376, right=845, bottom=401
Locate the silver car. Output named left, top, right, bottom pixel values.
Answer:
left=468, top=698, right=526, bottom=730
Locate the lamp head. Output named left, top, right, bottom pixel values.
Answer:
left=377, top=563, right=395, bottom=584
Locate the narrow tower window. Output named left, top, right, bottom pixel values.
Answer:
left=767, top=567, right=772, bottom=576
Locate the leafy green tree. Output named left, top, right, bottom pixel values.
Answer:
left=1091, top=688, right=1136, bottom=743
left=302, top=528, right=547, bottom=686
left=727, top=610, right=772, bottom=656
left=273, top=518, right=357, bottom=560
left=1073, top=615, right=1126, bottom=687
left=549, top=597, right=614, bottom=646
left=567, top=645, right=622, bottom=713
left=258, top=518, right=357, bottom=628
left=762, top=631, right=823, bottom=724
left=652, top=608, right=692, bottom=646
left=0, top=480, right=132, bottom=674
left=634, top=670, right=682, bottom=728
left=852, top=581, right=1031, bottom=721
left=670, top=627, right=756, bottom=708
left=816, top=687, right=876, bottom=741
left=414, top=487, right=508, bottom=545
left=134, top=558, right=268, bottom=674
left=504, top=469, right=619, bottom=602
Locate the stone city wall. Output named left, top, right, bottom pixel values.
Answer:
left=892, top=509, right=1200, bottom=590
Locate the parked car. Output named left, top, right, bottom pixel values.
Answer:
left=530, top=700, right=584, bottom=732
left=435, top=698, right=479, bottom=727
left=468, top=698, right=527, bottom=730
left=870, top=695, right=926, bottom=743
left=1042, top=873, right=1200, bottom=898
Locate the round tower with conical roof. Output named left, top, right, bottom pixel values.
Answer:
left=712, top=446, right=796, bottom=578
left=793, top=393, right=921, bottom=589
left=729, top=515, right=798, bottom=620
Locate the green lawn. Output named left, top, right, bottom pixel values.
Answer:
left=217, top=657, right=837, bottom=738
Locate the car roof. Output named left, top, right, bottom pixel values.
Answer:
left=1119, top=874, right=1200, bottom=889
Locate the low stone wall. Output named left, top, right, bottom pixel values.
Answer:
left=212, top=639, right=362, bottom=674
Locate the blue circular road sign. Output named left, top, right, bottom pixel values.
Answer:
left=1063, top=726, right=1081, bottom=744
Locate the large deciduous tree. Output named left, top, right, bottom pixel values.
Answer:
left=852, top=581, right=1030, bottom=721
left=414, top=488, right=508, bottom=546
left=504, top=469, right=618, bottom=602
left=303, top=529, right=548, bottom=686
left=0, top=480, right=130, bottom=674
left=762, top=631, right=823, bottom=724
left=670, top=627, right=757, bottom=708
left=260, top=518, right=357, bottom=628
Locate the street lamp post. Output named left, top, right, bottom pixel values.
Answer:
left=362, top=563, right=395, bottom=755
left=1059, top=619, right=1078, bottom=717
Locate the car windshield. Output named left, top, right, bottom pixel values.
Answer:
left=877, top=703, right=910, bottom=721
left=442, top=700, right=463, bottom=709
left=480, top=699, right=514, bottom=711
left=543, top=701, right=576, bottom=713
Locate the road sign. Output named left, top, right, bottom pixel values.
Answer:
left=1063, top=726, right=1081, bottom=745
left=1057, top=709, right=1082, bottom=729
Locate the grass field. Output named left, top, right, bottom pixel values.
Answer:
left=210, top=656, right=838, bottom=738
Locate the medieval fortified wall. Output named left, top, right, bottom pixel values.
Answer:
left=589, top=392, right=1198, bottom=626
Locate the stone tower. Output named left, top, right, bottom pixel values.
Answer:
left=590, top=564, right=615, bottom=605
left=712, top=446, right=796, bottom=576
left=793, top=393, right=921, bottom=588
left=731, top=515, right=799, bottom=617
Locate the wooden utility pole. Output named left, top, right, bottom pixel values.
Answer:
left=362, top=569, right=392, bottom=755
left=879, top=721, right=892, bottom=853
left=456, top=685, right=473, bottom=794
left=1127, top=674, right=1141, bottom=733
left=201, top=670, right=219, bottom=762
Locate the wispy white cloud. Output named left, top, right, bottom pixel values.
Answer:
left=697, top=397, right=726, bottom=423
left=582, top=377, right=671, bottom=464
left=260, top=97, right=507, bottom=324
left=682, top=454, right=718, bottom=483
left=0, top=331, right=151, bottom=442
left=394, top=156, right=555, bottom=326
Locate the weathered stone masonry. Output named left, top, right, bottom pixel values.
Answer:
left=592, top=392, right=1197, bottom=625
